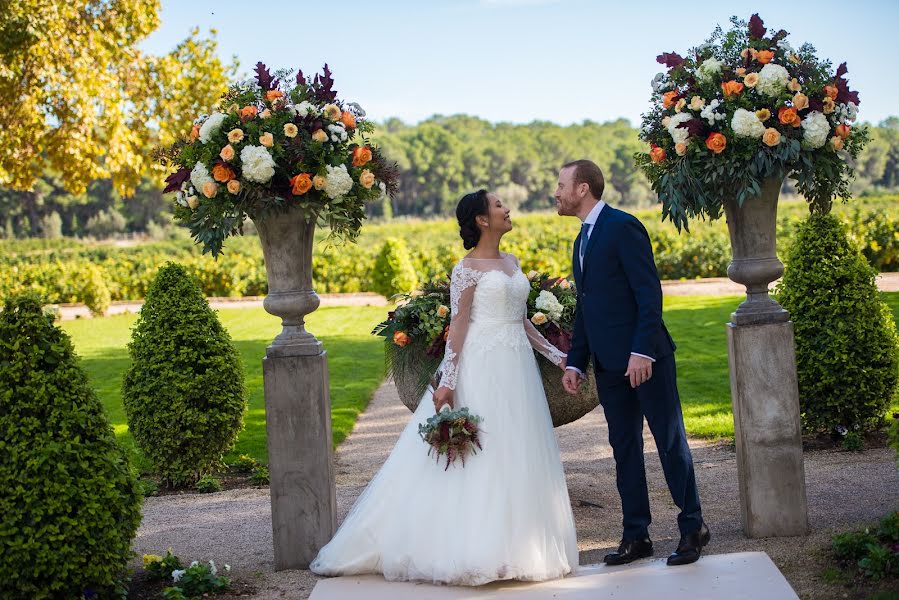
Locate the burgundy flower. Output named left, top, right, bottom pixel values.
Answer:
left=163, top=167, right=191, bottom=194
left=808, top=97, right=825, bottom=113
left=313, top=63, right=338, bottom=103
left=748, top=14, right=767, bottom=39
left=834, top=62, right=861, bottom=105
left=254, top=62, right=278, bottom=91
left=677, top=118, right=707, bottom=138
left=656, top=52, right=685, bottom=70
left=295, top=68, right=306, bottom=85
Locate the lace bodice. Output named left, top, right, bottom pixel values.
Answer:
left=440, top=253, right=566, bottom=390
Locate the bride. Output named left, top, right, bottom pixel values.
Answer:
left=310, top=189, right=579, bottom=586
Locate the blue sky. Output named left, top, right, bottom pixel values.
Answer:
left=140, top=0, right=898, bottom=127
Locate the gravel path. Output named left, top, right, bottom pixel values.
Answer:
left=133, top=380, right=899, bottom=599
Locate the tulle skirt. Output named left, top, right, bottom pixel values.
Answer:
left=310, top=325, right=579, bottom=586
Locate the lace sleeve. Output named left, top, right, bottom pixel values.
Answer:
left=440, top=261, right=481, bottom=390
left=523, top=313, right=567, bottom=367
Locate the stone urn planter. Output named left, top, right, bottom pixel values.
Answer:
left=722, top=175, right=790, bottom=326
left=393, top=352, right=598, bottom=428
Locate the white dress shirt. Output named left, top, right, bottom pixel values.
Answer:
left=567, top=201, right=654, bottom=376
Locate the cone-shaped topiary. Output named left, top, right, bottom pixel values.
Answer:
left=372, top=237, right=418, bottom=298
left=0, top=294, right=142, bottom=598
left=122, top=262, right=247, bottom=486
left=776, top=214, right=899, bottom=433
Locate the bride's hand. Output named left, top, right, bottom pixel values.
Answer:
left=559, top=356, right=567, bottom=371
left=432, top=386, right=455, bottom=412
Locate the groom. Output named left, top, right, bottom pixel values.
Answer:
left=557, top=160, right=709, bottom=566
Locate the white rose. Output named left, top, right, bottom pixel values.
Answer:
left=731, top=108, right=766, bottom=139
left=189, top=162, right=213, bottom=192
left=666, top=112, right=693, bottom=145
left=198, top=112, right=227, bottom=143
left=696, top=58, right=723, bottom=83
left=323, top=164, right=353, bottom=199
left=801, top=111, right=830, bottom=149
left=756, top=63, right=790, bottom=97
left=239, top=145, right=276, bottom=184
left=291, top=101, right=316, bottom=117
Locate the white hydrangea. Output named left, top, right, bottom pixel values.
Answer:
left=731, top=108, right=766, bottom=139
left=535, top=290, right=564, bottom=322
left=801, top=111, right=830, bottom=149
left=198, top=112, right=227, bottom=143
left=240, top=145, right=276, bottom=183
left=189, top=162, right=213, bottom=192
left=327, top=122, right=347, bottom=142
left=289, top=101, right=316, bottom=117
left=700, top=99, right=726, bottom=126
left=756, top=63, right=790, bottom=97
left=696, top=58, right=723, bottom=83
left=323, top=164, right=353, bottom=199
left=667, top=112, right=693, bottom=145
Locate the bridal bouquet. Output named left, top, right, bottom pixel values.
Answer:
left=418, top=407, right=483, bottom=470
left=635, top=13, right=867, bottom=229
left=156, top=62, right=399, bottom=256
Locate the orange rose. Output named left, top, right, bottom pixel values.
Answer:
left=741, top=48, right=759, bottom=61
left=201, top=181, right=218, bottom=198
left=778, top=106, right=801, bottom=128
left=240, top=106, right=258, bottom=122
left=792, top=93, right=809, bottom=111
left=260, top=109, right=272, bottom=119
left=649, top=146, right=666, bottom=163
left=662, top=91, right=679, bottom=109
left=787, top=78, right=802, bottom=93
left=675, top=142, right=688, bottom=156
left=190, top=124, right=200, bottom=141
left=359, top=169, right=376, bottom=189
left=835, top=124, right=851, bottom=139
left=186, top=195, right=199, bottom=210
left=674, top=98, right=686, bottom=113
left=340, top=111, right=356, bottom=129
left=743, top=73, right=759, bottom=88
left=227, top=180, right=241, bottom=194
left=212, top=163, right=235, bottom=183
left=352, top=145, right=373, bottom=167
left=530, top=312, right=548, bottom=326
left=393, top=331, right=411, bottom=347
left=436, top=305, right=449, bottom=318
left=219, top=144, right=235, bottom=161
left=756, top=50, right=774, bottom=64
left=259, top=132, right=274, bottom=148
left=830, top=136, right=844, bottom=151
left=311, top=129, right=328, bottom=142
left=721, top=80, right=744, bottom=98
left=705, top=132, right=727, bottom=154
left=822, top=97, right=836, bottom=114
left=312, top=175, right=326, bottom=190
left=265, top=90, right=284, bottom=102
left=735, top=67, right=747, bottom=77
left=824, top=85, right=839, bottom=100
left=291, top=173, right=313, bottom=195
left=762, top=128, right=781, bottom=147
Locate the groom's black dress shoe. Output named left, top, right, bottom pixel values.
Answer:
left=667, top=522, right=711, bottom=566
left=603, top=538, right=653, bottom=565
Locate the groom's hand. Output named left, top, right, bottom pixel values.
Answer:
left=625, top=354, right=653, bottom=388
left=562, top=369, right=583, bottom=395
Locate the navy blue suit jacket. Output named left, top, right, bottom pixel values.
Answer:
left=568, top=205, right=676, bottom=372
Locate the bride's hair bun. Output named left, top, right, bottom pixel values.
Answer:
left=456, top=189, right=489, bottom=250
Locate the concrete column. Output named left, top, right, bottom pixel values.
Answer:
left=264, top=346, right=336, bottom=570
left=727, top=320, right=809, bottom=538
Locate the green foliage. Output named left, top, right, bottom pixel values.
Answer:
left=195, top=474, right=223, bottom=494
left=776, top=214, right=899, bottom=432
left=0, top=294, right=142, bottom=599
left=122, top=262, right=247, bottom=485
left=890, top=413, right=899, bottom=466
left=371, top=237, right=418, bottom=298
left=250, top=465, right=270, bottom=486
left=233, top=453, right=259, bottom=474
left=842, top=431, right=864, bottom=451
left=163, top=559, right=230, bottom=600
left=145, top=550, right=184, bottom=582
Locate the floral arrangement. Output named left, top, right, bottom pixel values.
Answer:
left=418, top=407, right=483, bottom=470
left=635, top=14, right=868, bottom=229
left=143, top=550, right=231, bottom=599
left=157, top=63, right=399, bottom=256
left=525, top=271, right=577, bottom=352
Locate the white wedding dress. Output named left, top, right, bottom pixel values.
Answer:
left=310, top=253, right=579, bottom=586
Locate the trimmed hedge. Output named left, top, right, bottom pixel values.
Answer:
left=122, top=263, right=247, bottom=486
left=0, top=294, right=142, bottom=598
left=776, top=214, right=899, bottom=433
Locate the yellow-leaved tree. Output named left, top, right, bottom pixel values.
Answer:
left=0, top=0, right=237, bottom=196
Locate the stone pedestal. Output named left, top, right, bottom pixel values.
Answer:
left=264, top=348, right=336, bottom=569
left=727, top=321, right=809, bottom=538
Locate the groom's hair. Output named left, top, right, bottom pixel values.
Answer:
left=562, top=160, right=605, bottom=200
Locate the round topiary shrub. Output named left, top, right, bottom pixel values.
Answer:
left=122, top=262, right=247, bottom=486
left=371, top=237, right=419, bottom=298
left=0, top=293, right=142, bottom=598
left=776, top=213, right=899, bottom=433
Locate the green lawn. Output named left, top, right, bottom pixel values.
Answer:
left=62, top=293, right=899, bottom=472
left=62, top=305, right=389, bottom=469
